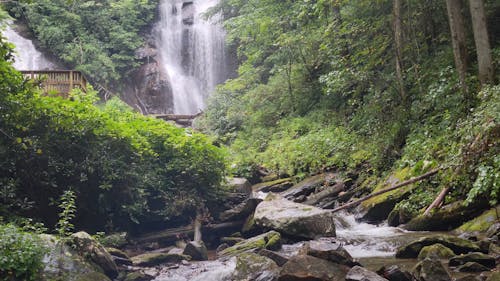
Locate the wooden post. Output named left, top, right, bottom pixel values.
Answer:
left=69, top=70, right=74, bottom=93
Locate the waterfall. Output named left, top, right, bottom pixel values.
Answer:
left=156, top=0, right=226, bottom=115
left=1, top=21, right=55, bottom=70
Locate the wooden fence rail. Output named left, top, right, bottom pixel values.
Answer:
left=21, top=70, right=87, bottom=95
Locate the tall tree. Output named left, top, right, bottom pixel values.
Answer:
left=468, top=0, right=494, bottom=85
left=393, top=0, right=406, bottom=105
left=445, top=0, right=469, bottom=95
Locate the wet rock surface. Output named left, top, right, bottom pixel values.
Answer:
left=346, top=265, right=388, bottom=281
left=396, top=235, right=482, bottom=258
left=218, top=230, right=282, bottom=258
left=448, top=252, right=496, bottom=268
left=254, top=198, right=336, bottom=239
left=278, top=255, right=350, bottom=281
left=413, top=258, right=452, bottom=281
left=301, top=239, right=360, bottom=267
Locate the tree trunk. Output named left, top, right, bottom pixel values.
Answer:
left=445, top=0, right=469, bottom=95
left=393, top=0, right=406, bottom=105
left=469, top=0, right=494, bottom=85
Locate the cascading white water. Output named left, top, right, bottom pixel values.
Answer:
left=1, top=21, right=55, bottom=70
left=156, top=0, right=226, bottom=114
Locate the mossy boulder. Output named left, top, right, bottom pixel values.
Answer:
left=455, top=262, right=491, bottom=272
left=231, top=252, right=280, bottom=281
left=449, top=252, right=496, bottom=268
left=396, top=235, right=481, bottom=258
left=417, top=244, right=455, bottom=260
left=457, top=206, right=500, bottom=233
left=413, top=258, right=452, bottom=281
left=124, top=271, right=154, bottom=281
left=183, top=241, right=208, bottom=261
left=131, top=252, right=190, bottom=266
left=254, top=199, right=336, bottom=239
left=281, top=174, right=326, bottom=201
left=74, top=272, right=111, bottom=281
left=405, top=201, right=489, bottom=231
left=359, top=168, right=415, bottom=223
left=218, top=231, right=281, bottom=258
left=252, top=178, right=293, bottom=193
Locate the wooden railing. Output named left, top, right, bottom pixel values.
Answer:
left=150, top=113, right=202, bottom=127
left=21, top=70, right=87, bottom=95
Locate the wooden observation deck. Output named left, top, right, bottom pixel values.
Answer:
left=21, top=70, right=87, bottom=95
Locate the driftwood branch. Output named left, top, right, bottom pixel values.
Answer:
left=331, top=168, right=441, bottom=213
left=423, top=186, right=451, bottom=216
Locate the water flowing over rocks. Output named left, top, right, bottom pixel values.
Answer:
left=254, top=198, right=336, bottom=239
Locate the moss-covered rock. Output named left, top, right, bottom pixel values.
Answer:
left=183, top=241, right=208, bottom=261
left=131, top=252, right=191, bottom=266
left=231, top=252, right=280, bottom=281
left=396, top=235, right=481, bottom=258
left=359, top=168, right=415, bottom=223
left=124, top=271, right=154, bottom=281
left=69, top=232, right=118, bottom=279
left=74, top=272, right=111, bottom=281
left=417, top=244, right=455, bottom=260
left=455, top=262, right=491, bottom=272
left=405, top=201, right=489, bottom=231
left=413, top=258, right=451, bottom=281
left=253, top=178, right=293, bottom=193
left=254, top=199, right=336, bottom=239
left=218, top=231, right=281, bottom=258
left=457, top=206, right=500, bottom=233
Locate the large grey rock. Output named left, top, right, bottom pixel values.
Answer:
left=253, top=178, right=294, bottom=193
left=258, top=249, right=289, bottom=266
left=455, top=262, right=491, bottom=272
left=281, top=174, right=326, bottom=202
left=220, top=197, right=262, bottom=222
left=227, top=177, right=252, bottom=194
left=231, top=252, right=280, bottom=281
left=396, top=235, right=482, bottom=258
left=254, top=198, right=336, bottom=239
left=376, top=265, right=413, bottom=281
left=279, top=255, right=349, bottom=281
left=183, top=241, right=208, bottom=261
left=40, top=234, right=112, bottom=281
left=218, top=231, right=281, bottom=258
left=301, top=239, right=359, bottom=267
left=413, top=258, right=451, bottom=281
left=346, top=266, right=388, bottom=281
left=70, top=232, right=118, bottom=279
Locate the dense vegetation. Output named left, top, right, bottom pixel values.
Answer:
left=0, top=34, right=226, bottom=233
left=5, top=0, right=158, bottom=85
left=198, top=0, right=499, bottom=212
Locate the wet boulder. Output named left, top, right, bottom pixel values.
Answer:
left=281, top=174, right=327, bottom=202
left=220, top=197, right=262, bottom=222
left=404, top=201, right=488, bottom=231
left=455, top=262, right=491, bottom=272
left=279, top=255, right=349, bottom=281
left=183, top=241, right=208, bottom=261
left=131, top=252, right=190, bottom=266
left=396, top=235, right=482, bottom=258
left=346, top=266, right=388, bottom=281
left=231, top=252, right=280, bottom=281
left=70, top=232, right=118, bottom=279
left=218, top=231, right=281, bottom=258
left=106, top=247, right=132, bottom=266
left=254, top=198, right=336, bottom=239
left=417, top=244, right=455, bottom=260
left=227, top=177, right=253, bottom=194
left=376, top=265, right=413, bottom=281
left=301, top=239, right=360, bottom=267
left=258, top=249, right=289, bottom=266
left=413, top=258, right=452, bottom=281
left=448, top=252, right=496, bottom=269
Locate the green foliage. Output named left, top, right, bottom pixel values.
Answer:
left=0, top=224, right=46, bottom=281
left=56, top=190, right=76, bottom=237
left=0, top=35, right=227, bottom=232
left=6, top=0, right=158, bottom=85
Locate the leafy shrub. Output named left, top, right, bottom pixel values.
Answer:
left=0, top=224, right=46, bottom=281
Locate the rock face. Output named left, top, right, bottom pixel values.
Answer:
left=40, top=234, right=112, bottom=281
left=218, top=231, right=281, bottom=257
left=301, top=239, right=359, bottom=267
left=183, top=241, right=208, bottom=261
left=231, top=252, right=280, bottom=281
left=281, top=174, right=326, bottom=202
left=70, top=232, right=118, bottom=279
left=413, top=258, right=451, bottom=281
left=254, top=199, right=336, bottom=239
left=278, top=255, right=349, bottom=281
left=220, top=197, right=262, bottom=222
left=122, top=39, right=173, bottom=115
left=455, top=262, right=491, bottom=272
left=346, top=266, right=388, bottom=281
left=377, top=265, right=413, bottom=281
left=396, top=235, right=482, bottom=258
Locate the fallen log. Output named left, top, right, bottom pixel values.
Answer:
left=331, top=168, right=441, bottom=213
left=304, top=182, right=345, bottom=206
left=423, top=186, right=451, bottom=216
